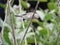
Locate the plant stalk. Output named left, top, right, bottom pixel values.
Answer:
left=7, top=0, right=16, bottom=45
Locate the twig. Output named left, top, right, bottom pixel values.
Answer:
left=7, top=0, right=16, bottom=45
left=20, top=0, right=39, bottom=45
left=32, top=28, right=37, bottom=45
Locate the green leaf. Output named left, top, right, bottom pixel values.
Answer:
left=0, top=3, right=6, bottom=9
left=47, top=2, right=57, bottom=10
left=38, top=22, right=44, bottom=27
left=21, top=0, right=27, bottom=9
left=36, top=35, right=40, bottom=42
left=24, top=20, right=28, bottom=27
left=39, top=28, right=48, bottom=35
left=44, top=13, right=53, bottom=21
left=55, top=16, right=60, bottom=23
left=32, top=19, right=39, bottom=23
left=27, top=32, right=40, bottom=43
left=32, top=19, right=44, bottom=27
left=27, top=36, right=34, bottom=43
left=26, top=32, right=35, bottom=38
left=11, top=12, right=16, bottom=27
left=3, top=26, right=12, bottom=45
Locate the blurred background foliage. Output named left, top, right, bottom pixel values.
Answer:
left=1, top=0, right=60, bottom=45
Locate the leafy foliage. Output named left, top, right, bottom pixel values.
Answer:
left=3, top=26, right=12, bottom=45
left=1, top=0, right=60, bottom=45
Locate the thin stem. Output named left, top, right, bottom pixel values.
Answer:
left=32, top=28, right=37, bottom=45
left=20, top=0, right=39, bottom=45
left=7, top=0, right=16, bottom=45
left=25, top=37, right=28, bottom=45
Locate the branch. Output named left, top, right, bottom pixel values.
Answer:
left=7, top=0, right=16, bottom=45
left=20, top=0, right=39, bottom=45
